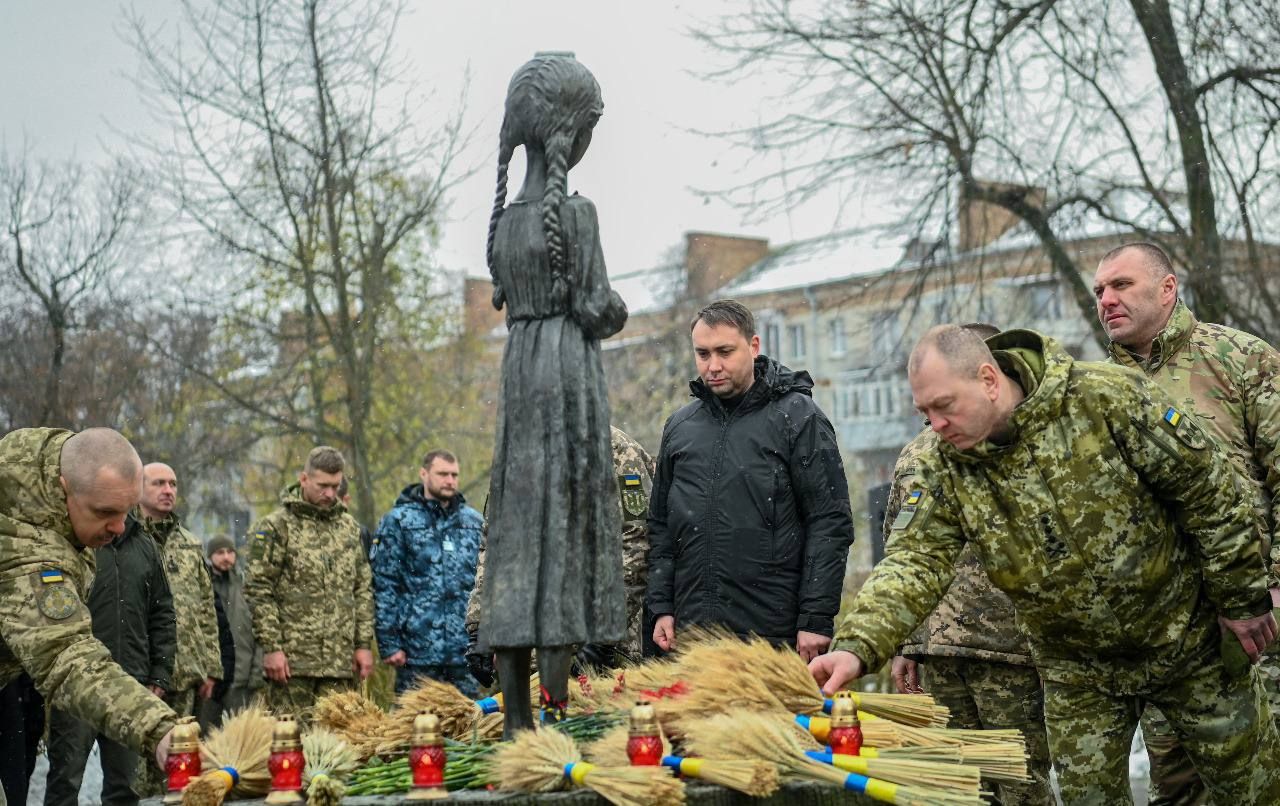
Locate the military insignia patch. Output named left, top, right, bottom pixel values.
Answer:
left=905, top=490, right=923, bottom=506
left=891, top=489, right=927, bottom=531
left=40, top=569, right=64, bottom=584
left=38, top=584, right=78, bottom=621
left=1163, top=407, right=1182, bottom=428
left=618, top=474, right=648, bottom=519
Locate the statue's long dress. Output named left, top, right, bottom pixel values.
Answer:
left=479, top=194, right=628, bottom=650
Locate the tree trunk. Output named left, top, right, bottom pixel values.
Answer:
left=42, top=306, right=68, bottom=427
left=1129, top=0, right=1228, bottom=322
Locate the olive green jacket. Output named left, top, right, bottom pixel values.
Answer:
left=0, top=428, right=176, bottom=756
left=245, top=484, right=374, bottom=678
left=833, top=331, right=1270, bottom=692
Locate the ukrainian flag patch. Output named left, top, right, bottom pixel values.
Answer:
left=40, top=569, right=64, bottom=584
left=1164, top=407, right=1182, bottom=428
left=905, top=490, right=923, bottom=506
left=622, top=474, right=642, bottom=487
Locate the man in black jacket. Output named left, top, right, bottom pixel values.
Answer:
left=44, top=514, right=176, bottom=806
left=646, top=299, right=855, bottom=660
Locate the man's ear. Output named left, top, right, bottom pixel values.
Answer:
left=980, top=363, right=1001, bottom=401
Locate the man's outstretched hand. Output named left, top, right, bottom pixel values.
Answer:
left=808, top=650, right=866, bottom=696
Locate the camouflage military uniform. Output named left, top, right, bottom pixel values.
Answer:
left=0, top=429, right=176, bottom=793
left=888, top=430, right=1052, bottom=805
left=467, top=426, right=655, bottom=663
left=134, top=510, right=223, bottom=796
left=245, top=484, right=375, bottom=717
left=832, top=330, right=1280, bottom=803
left=1107, top=300, right=1280, bottom=806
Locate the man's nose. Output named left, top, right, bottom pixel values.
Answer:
left=107, top=515, right=127, bottom=535
left=930, top=417, right=948, bottom=434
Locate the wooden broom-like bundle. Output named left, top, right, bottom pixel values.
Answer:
left=680, top=711, right=984, bottom=805
left=491, top=727, right=686, bottom=806
left=301, top=729, right=361, bottom=806
left=181, top=707, right=275, bottom=806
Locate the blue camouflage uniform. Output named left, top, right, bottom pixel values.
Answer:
left=371, top=484, right=483, bottom=696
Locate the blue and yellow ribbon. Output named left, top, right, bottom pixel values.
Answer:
left=563, top=761, right=595, bottom=786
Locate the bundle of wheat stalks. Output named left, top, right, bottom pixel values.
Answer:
left=492, top=727, right=685, bottom=806
left=181, top=707, right=275, bottom=806
left=301, top=729, right=361, bottom=806
left=681, top=711, right=985, bottom=806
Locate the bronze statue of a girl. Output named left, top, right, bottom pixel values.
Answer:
left=478, top=52, right=628, bottom=737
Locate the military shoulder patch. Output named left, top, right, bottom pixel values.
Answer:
left=1156, top=405, right=1208, bottom=450
left=1163, top=407, right=1182, bottom=428
left=618, top=473, right=648, bottom=520
left=38, top=583, right=79, bottom=620
left=891, top=489, right=928, bottom=531
left=40, top=569, right=65, bottom=584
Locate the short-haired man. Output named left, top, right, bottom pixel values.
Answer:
left=647, top=299, right=855, bottom=660
left=811, top=325, right=1280, bottom=802
left=0, top=428, right=179, bottom=805
left=246, top=446, right=375, bottom=715
left=45, top=507, right=176, bottom=806
left=372, top=449, right=484, bottom=696
left=130, top=462, right=222, bottom=797
left=1095, top=241, right=1280, bottom=804
left=886, top=323, right=1053, bottom=806
left=200, top=536, right=261, bottom=728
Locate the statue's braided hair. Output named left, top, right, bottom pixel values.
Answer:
left=486, top=53, right=602, bottom=308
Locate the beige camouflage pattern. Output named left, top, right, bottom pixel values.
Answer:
left=138, top=512, right=221, bottom=691
left=887, top=429, right=1032, bottom=665
left=832, top=330, right=1276, bottom=798
left=0, top=428, right=176, bottom=759
left=245, top=484, right=374, bottom=678
left=468, top=426, right=654, bottom=660
left=1109, top=299, right=1280, bottom=805
left=1109, top=299, right=1280, bottom=584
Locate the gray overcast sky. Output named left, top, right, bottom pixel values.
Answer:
left=0, top=1, right=882, bottom=291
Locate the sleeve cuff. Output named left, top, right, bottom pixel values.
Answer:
left=1221, top=593, right=1273, bottom=621
left=829, top=636, right=882, bottom=672
left=795, top=614, right=834, bottom=636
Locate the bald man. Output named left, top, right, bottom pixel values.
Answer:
left=810, top=326, right=1280, bottom=803
left=0, top=428, right=177, bottom=806
left=130, top=462, right=221, bottom=797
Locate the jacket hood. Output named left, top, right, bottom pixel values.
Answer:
left=1107, top=299, right=1196, bottom=372
left=393, top=482, right=469, bottom=512
left=942, top=329, right=1073, bottom=464
left=690, top=355, right=814, bottom=412
left=280, top=483, right=346, bottom=521
left=0, top=428, right=75, bottom=547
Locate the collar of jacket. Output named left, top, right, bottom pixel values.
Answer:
left=688, top=355, right=814, bottom=419
left=1107, top=299, right=1196, bottom=373
left=395, top=482, right=467, bottom=514
left=134, top=508, right=180, bottom=544
left=280, top=483, right=346, bottom=521
left=941, top=329, right=1072, bottom=464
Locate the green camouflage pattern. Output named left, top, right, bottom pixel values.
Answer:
left=0, top=428, right=176, bottom=758
left=137, top=512, right=221, bottom=692
left=887, top=429, right=1033, bottom=665
left=261, top=676, right=354, bottom=723
left=1045, top=657, right=1280, bottom=802
left=245, top=484, right=374, bottom=678
left=832, top=330, right=1270, bottom=691
left=919, top=657, right=1052, bottom=805
left=467, top=426, right=654, bottom=660
left=1108, top=299, right=1280, bottom=585
left=1108, top=300, right=1280, bottom=804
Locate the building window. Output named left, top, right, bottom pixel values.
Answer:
left=828, top=317, right=846, bottom=356
left=872, top=312, right=902, bottom=357
left=764, top=322, right=781, bottom=357
left=1023, top=282, right=1064, bottom=320
left=788, top=324, right=807, bottom=359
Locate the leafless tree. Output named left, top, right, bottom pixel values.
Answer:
left=127, top=0, right=471, bottom=522
left=0, top=151, right=145, bottom=426
left=696, top=0, right=1280, bottom=343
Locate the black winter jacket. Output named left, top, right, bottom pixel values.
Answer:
left=646, top=356, right=855, bottom=643
left=89, top=516, right=177, bottom=690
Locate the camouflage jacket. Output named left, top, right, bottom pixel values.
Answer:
left=467, top=426, right=655, bottom=661
left=371, top=487, right=484, bottom=667
left=887, top=430, right=1033, bottom=666
left=832, top=331, right=1270, bottom=692
left=137, top=510, right=222, bottom=691
left=1108, top=300, right=1280, bottom=587
left=245, top=484, right=375, bottom=678
left=0, top=428, right=176, bottom=756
